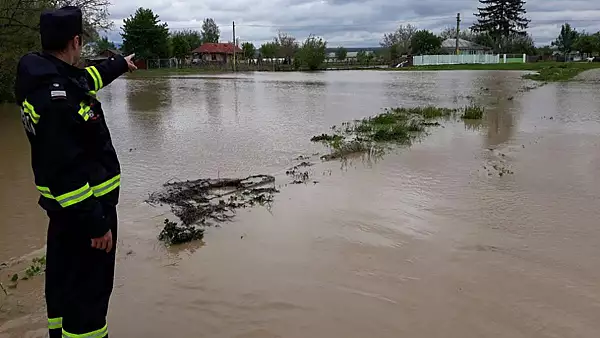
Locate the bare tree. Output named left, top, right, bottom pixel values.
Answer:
left=274, top=30, right=298, bottom=63
left=380, top=24, right=417, bottom=55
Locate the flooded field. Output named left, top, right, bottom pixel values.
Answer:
left=2, top=70, right=600, bottom=337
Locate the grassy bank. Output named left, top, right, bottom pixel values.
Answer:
left=127, top=61, right=600, bottom=81
left=312, top=106, right=484, bottom=160
left=126, top=67, right=232, bottom=78
left=391, top=61, right=600, bottom=81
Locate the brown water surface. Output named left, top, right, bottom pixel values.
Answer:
left=2, top=70, right=600, bottom=337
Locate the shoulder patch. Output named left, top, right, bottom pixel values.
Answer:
left=49, top=83, right=67, bottom=100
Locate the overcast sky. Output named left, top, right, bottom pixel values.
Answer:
left=104, top=0, right=600, bottom=47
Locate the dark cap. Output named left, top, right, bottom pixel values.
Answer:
left=40, top=6, right=83, bottom=51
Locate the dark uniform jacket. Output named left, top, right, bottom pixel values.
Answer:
left=15, top=52, right=128, bottom=238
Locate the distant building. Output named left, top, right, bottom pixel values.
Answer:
left=440, top=38, right=491, bottom=55
left=191, top=43, right=242, bottom=64
left=85, top=49, right=122, bottom=66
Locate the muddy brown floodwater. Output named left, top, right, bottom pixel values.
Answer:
left=2, top=70, right=600, bottom=338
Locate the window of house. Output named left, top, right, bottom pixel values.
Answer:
left=211, top=54, right=217, bottom=61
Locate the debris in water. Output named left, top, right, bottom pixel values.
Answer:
left=147, top=175, right=279, bottom=244
left=286, top=161, right=314, bottom=184
left=158, top=219, right=205, bottom=245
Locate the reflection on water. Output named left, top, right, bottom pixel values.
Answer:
left=3, top=70, right=600, bottom=338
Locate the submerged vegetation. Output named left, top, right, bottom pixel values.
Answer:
left=522, top=63, right=599, bottom=81
left=461, top=104, right=485, bottom=120
left=147, top=175, right=279, bottom=245
left=312, top=106, right=484, bottom=160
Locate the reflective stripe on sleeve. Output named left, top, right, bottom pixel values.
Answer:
left=56, top=184, right=93, bottom=207
left=48, top=317, right=63, bottom=330
left=36, top=184, right=93, bottom=207
left=22, top=100, right=40, bottom=124
left=91, top=174, right=121, bottom=197
left=62, top=324, right=108, bottom=338
left=85, top=66, right=103, bottom=91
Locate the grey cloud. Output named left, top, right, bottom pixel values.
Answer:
left=105, top=0, right=600, bottom=48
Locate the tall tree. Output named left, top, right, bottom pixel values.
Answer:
left=121, top=8, right=170, bottom=59
left=503, top=33, right=535, bottom=54
left=552, top=23, right=578, bottom=56
left=201, top=18, right=220, bottom=43
left=439, top=27, right=475, bottom=41
left=259, top=42, right=279, bottom=61
left=471, top=0, right=530, bottom=51
left=336, top=46, right=347, bottom=61
left=173, top=29, right=202, bottom=50
left=380, top=24, right=417, bottom=55
left=0, top=0, right=110, bottom=102
left=274, top=31, right=298, bottom=63
left=410, top=30, right=442, bottom=55
left=296, top=35, right=327, bottom=70
left=241, top=42, right=256, bottom=59
left=94, top=36, right=117, bottom=54
left=171, top=34, right=191, bottom=61
left=573, top=33, right=599, bottom=56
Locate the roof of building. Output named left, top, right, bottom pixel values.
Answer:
left=192, top=43, right=242, bottom=54
left=105, top=49, right=121, bottom=55
left=441, top=38, right=490, bottom=50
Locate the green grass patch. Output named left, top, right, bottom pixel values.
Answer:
left=390, top=62, right=600, bottom=81
left=311, top=106, right=467, bottom=160
left=461, top=104, right=485, bottom=120
left=521, top=63, right=596, bottom=81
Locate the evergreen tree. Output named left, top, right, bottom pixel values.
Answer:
left=471, top=0, right=530, bottom=51
left=201, top=18, right=220, bottom=43
left=121, top=8, right=170, bottom=59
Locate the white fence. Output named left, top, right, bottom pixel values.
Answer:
left=413, top=54, right=528, bottom=66
left=413, top=54, right=500, bottom=66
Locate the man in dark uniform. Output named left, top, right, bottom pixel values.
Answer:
left=14, top=6, right=136, bottom=338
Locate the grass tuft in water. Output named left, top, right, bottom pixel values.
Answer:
left=461, top=104, right=485, bottom=120
left=311, top=106, right=461, bottom=160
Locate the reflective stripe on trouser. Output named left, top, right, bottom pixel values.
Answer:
left=49, top=317, right=63, bottom=329
left=62, top=324, right=107, bottom=338
left=85, top=66, right=103, bottom=91
left=36, top=184, right=93, bottom=208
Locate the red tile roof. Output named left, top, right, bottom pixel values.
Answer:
left=192, top=43, right=242, bottom=54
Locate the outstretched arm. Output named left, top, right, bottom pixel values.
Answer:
left=84, top=54, right=137, bottom=92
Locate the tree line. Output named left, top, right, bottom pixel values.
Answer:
left=377, top=0, right=600, bottom=61
left=0, top=0, right=113, bottom=102
left=119, top=8, right=328, bottom=70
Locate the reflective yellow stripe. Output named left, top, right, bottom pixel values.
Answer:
left=89, top=90, right=97, bottom=97
left=78, top=102, right=91, bottom=121
left=48, top=317, right=62, bottom=330
left=23, top=100, right=40, bottom=124
left=55, top=184, right=93, bottom=208
left=85, top=67, right=100, bottom=91
left=37, top=186, right=54, bottom=199
left=62, top=324, right=107, bottom=338
left=91, top=67, right=103, bottom=89
left=37, top=184, right=93, bottom=207
left=92, top=174, right=121, bottom=197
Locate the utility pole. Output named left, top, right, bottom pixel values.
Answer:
left=232, top=21, right=236, bottom=72
left=455, top=13, right=461, bottom=55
